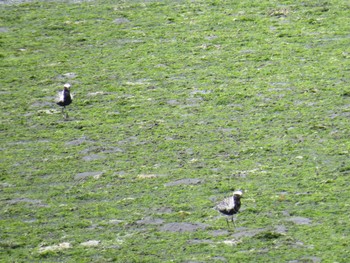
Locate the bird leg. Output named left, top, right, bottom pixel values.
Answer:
left=225, top=215, right=238, bottom=229
left=225, top=217, right=235, bottom=229
left=232, top=216, right=236, bottom=227
left=61, top=106, right=69, bottom=119
left=232, top=214, right=238, bottom=227
left=226, top=218, right=230, bottom=228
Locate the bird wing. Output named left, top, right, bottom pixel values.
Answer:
left=217, top=196, right=235, bottom=211
left=57, top=90, right=64, bottom=103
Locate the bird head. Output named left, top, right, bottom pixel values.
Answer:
left=63, top=83, right=71, bottom=90
left=233, top=190, right=243, bottom=197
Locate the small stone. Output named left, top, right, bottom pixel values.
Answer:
left=286, top=216, right=312, bottom=225
left=114, top=18, right=130, bottom=24
left=62, top=72, right=77, bottom=78
left=137, top=174, right=157, bottom=179
left=109, top=219, right=123, bottom=225
left=39, top=242, right=71, bottom=253
left=82, top=154, right=106, bottom=162
left=222, top=239, right=240, bottom=246
left=74, top=171, right=104, bottom=180
left=81, top=240, right=100, bottom=247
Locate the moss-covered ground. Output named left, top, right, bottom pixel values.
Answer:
left=1, top=0, right=350, bottom=262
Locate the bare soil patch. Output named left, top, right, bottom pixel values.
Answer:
left=160, top=222, right=209, bottom=232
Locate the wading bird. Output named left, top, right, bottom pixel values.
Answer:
left=216, top=190, right=243, bottom=228
left=56, top=83, right=72, bottom=119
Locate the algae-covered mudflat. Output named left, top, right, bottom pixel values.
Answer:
left=1, top=0, right=350, bottom=262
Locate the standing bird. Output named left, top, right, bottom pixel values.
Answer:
left=216, top=190, right=243, bottom=228
left=56, top=83, right=72, bottom=119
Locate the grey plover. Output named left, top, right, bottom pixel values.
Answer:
left=56, top=83, right=72, bottom=119
left=216, top=190, right=243, bottom=227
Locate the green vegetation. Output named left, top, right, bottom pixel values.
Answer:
left=1, top=0, right=350, bottom=261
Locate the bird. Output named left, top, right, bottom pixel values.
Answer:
left=56, top=83, right=72, bottom=119
left=216, top=190, right=243, bottom=228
